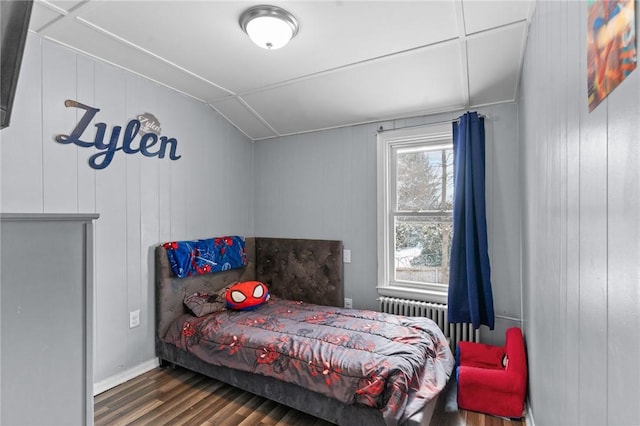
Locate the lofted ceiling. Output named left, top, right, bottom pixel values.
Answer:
left=29, top=0, right=535, bottom=141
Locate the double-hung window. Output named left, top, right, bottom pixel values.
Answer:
left=377, top=123, right=453, bottom=304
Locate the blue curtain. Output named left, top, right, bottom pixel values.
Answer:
left=447, top=111, right=494, bottom=330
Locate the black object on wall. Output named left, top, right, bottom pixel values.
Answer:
left=1, top=0, right=33, bottom=130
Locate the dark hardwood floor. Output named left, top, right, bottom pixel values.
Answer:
left=94, top=366, right=525, bottom=426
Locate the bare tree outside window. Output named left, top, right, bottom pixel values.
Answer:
left=377, top=122, right=453, bottom=300
left=394, top=145, right=453, bottom=286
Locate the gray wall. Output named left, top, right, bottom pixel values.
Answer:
left=2, top=25, right=524, bottom=393
left=1, top=33, right=254, bottom=387
left=254, top=103, right=522, bottom=344
left=519, top=1, right=640, bottom=424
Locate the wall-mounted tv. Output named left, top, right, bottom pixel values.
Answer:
left=1, top=0, right=33, bottom=130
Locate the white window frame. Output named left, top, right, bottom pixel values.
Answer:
left=376, top=123, right=453, bottom=304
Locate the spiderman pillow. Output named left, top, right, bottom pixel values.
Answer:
left=225, top=281, right=270, bottom=310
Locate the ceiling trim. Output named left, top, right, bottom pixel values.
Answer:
left=250, top=98, right=517, bottom=142
left=453, top=0, right=470, bottom=109
left=29, top=0, right=532, bottom=143
left=34, top=0, right=93, bottom=32
left=72, top=15, right=235, bottom=96
left=207, top=104, right=255, bottom=142
left=36, top=30, right=209, bottom=104
left=208, top=96, right=281, bottom=141
left=464, top=19, right=530, bottom=40
left=234, top=97, right=281, bottom=136
left=465, top=20, right=529, bottom=103
left=226, top=36, right=462, bottom=101
left=513, top=22, right=530, bottom=102
left=512, top=1, right=537, bottom=103
left=34, top=0, right=67, bottom=18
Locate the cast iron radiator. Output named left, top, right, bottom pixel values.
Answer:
left=378, top=296, right=479, bottom=351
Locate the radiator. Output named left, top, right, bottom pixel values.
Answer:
left=378, top=296, right=479, bottom=351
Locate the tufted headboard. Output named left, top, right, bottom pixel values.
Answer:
left=255, top=237, right=344, bottom=307
left=155, top=237, right=343, bottom=341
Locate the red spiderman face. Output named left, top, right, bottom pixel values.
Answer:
left=162, top=241, right=178, bottom=250
left=225, top=281, right=270, bottom=310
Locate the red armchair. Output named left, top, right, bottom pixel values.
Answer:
left=456, top=327, right=527, bottom=418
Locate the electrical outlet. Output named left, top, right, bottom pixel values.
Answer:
left=129, top=309, right=140, bottom=328
left=343, top=249, right=351, bottom=263
left=344, top=298, right=353, bottom=309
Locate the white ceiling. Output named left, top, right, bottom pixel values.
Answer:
left=29, top=0, right=535, bottom=141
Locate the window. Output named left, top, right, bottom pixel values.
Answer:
left=377, top=123, right=453, bottom=303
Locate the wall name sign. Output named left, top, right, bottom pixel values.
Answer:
left=137, top=112, right=161, bottom=137
left=55, top=100, right=181, bottom=170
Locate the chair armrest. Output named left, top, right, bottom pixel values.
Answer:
left=504, top=327, right=527, bottom=373
left=457, top=365, right=524, bottom=393
left=457, top=341, right=505, bottom=369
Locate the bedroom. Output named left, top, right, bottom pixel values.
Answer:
left=1, top=1, right=638, bottom=425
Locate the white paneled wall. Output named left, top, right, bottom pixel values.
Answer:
left=520, top=1, right=640, bottom=424
left=2, top=31, right=522, bottom=391
left=1, top=33, right=254, bottom=384
left=253, top=103, right=522, bottom=345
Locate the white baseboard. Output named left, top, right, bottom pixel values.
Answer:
left=525, top=399, right=535, bottom=426
left=93, top=358, right=159, bottom=396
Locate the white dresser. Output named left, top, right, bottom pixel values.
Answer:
left=1, top=213, right=98, bottom=426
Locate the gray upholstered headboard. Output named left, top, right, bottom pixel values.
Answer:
left=255, top=238, right=344, bottom=307
left=155, top=237, right=343, bottom=340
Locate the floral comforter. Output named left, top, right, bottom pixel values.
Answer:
left=162, top=297, right=454, bottom=426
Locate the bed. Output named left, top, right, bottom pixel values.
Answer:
left=156, top=236, right=453, bottom=426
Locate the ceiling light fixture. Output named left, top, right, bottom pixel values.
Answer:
left=239, top=5, right=299, bottom=50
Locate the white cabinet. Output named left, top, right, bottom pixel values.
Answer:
left=1, top=213, right=98, bottom=426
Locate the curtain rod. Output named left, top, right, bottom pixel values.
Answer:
left=376, top=113, right=487, bottom=133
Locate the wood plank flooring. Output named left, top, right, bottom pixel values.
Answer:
left=95, top=366, right=525, bottom=426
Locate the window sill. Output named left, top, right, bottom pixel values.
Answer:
left=377, top=285, right=448, bottom=305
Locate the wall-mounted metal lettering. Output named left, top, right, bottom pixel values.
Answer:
left=137, top=112, right=161, bottom=137
left=55, top=100, right=181, bottom=170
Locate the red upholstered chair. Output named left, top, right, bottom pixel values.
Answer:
left=456, top=327, right=527, bottom=418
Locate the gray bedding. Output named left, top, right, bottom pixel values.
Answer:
left=162, top=297, right=453, bottom=425
left=156, top=237, right=452, bottom=425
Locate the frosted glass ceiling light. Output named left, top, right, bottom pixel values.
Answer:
left=240, top=5, right=299, bottom=50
